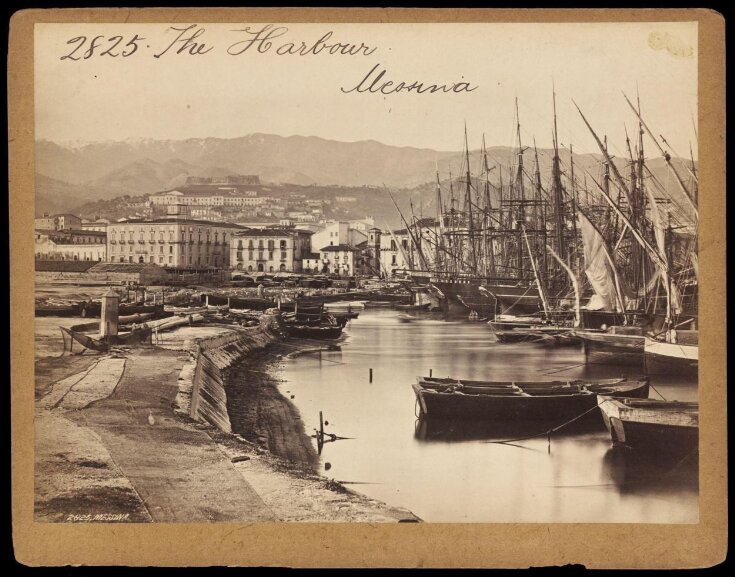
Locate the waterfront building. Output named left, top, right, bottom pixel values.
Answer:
left=319, top=244, right=361, bottom=276
left=379, top=218, right=439, bottom=277
left=231, top=228, right=313, bottom=273
left=301, top=252, right=322, bottom=273
left=35, top=228, right=107, bottom=261
left=106, top=204, right=242, bottom=269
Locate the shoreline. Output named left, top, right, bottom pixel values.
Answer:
left=34, top=314, right=420, bottom=523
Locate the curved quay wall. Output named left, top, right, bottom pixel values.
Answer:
left=189, top=310, right=285, bottom=433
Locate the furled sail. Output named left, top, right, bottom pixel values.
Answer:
left=644, top=185, right=682, bottom=314
left=578, top=211, right=625, bottom=312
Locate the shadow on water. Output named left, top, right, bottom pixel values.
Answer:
left=414, top=411, right=604, bottom=443
left=601, top=445, right=699, bottom=496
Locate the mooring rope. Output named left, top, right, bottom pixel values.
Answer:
left=484, top=398, right=613, bottom=446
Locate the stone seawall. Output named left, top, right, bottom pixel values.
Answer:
left=189, top=311, right=284, bottom=432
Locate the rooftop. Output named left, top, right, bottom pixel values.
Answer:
left=35, top=260, right=98, bottom=273
left=320, top=244, right=360, bottom=252
left=90, top=263, right=165, bottom=273
left=113, top=217, right=247, bottom=229
left=233, top=228, right=313, bottom=237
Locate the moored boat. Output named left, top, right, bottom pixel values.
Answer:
left=491, top=326, right=579, bottom=346
left=643, top=330, right=698, bottom=377
left=284, top=324, right=343, bottom=339
left=412, top=376, right=649, bottom=419
left=597, top=397, right=698, bottom=455
left=575, top=326, right=645, bottom=365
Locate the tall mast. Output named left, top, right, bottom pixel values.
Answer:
left=464, top=123, right=478, bottom=274
left=482, top=135, right=495, bottom=276
left=568, top=143, right=579, bottom=277
left=622, top=92, right=698, bottom=219
left=551, top=87, right=567, bottom=269
left=574, top=101, right=633, bottom=209
left=514, top=98, right=526, bottom=279
left=435, top=163, right=444, bottom=271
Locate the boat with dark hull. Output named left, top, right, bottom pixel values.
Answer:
left=597, top=397, right=698, bottom=455
left=644, top=332, right=698, bottom=378
left=284, top=324, right=343, bottom=340
left=491, top=326, right=579, bottom=346
left=413, top=376, right=649, bottom=419
left=575, top=327, right=646, bottom=365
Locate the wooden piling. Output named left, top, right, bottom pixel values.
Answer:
left=369, top=368, right=373, bottom=382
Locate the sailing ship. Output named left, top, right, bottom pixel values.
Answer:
left=389, top=90, right=697, bottom=365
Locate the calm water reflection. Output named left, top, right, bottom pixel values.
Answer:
left=277, top=309, right=698, bottom=523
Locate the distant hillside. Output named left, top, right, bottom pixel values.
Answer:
left=35, top=133, right=696, bottom=223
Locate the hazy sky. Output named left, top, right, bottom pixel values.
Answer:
left=35, top=21, right=698, bottom=157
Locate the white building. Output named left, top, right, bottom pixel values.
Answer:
left=106, top=205, right=242, bottom=269
left=231, top=228, right=312, bottom=273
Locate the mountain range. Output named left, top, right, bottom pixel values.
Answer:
left=34, top=133, right=696, bottom=219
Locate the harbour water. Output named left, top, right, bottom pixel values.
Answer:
left=276, top=309, right=698, bottom=523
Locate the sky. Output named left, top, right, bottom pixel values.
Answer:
left=35, top=21, right=698, bottom=157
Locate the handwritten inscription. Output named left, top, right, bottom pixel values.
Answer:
left=61, top=34, right=145, bottom=60
left=57, top=24, right=478, bottom=95
left=341, top=63, right=478, bottom=95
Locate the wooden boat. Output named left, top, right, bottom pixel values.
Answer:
left=202, top=294, right=274, bottom=310
left=60, top=325, right=152, bottom=352
left=644, top=332, right=698, bottom=378
left=323, top=301, right=366, bottom=313
left=395, top=302, right=431, bottom=311
left=492, top=326, right=579, bottom=346
left=284, top=324, right=343, bottom=339
left=574, top=327, right=645, bottom=365
left=412, top=376, right=649, bottom=419
left=597, top=397, right=698, bottom=455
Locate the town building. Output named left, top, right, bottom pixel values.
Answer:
left=35, top=229, right=107, bottom=261
left=319, top=244, right=361, bottom=276
left=149, top=189, right=272, bottom=209
left=35, top=260, right=169, bottom=285
left=185, top=175, right=260, bottom=186
left=106, top=205, right=242, bottom=269
left=81, top=218, right=110, bottom=232
left=230, top=228, right=313, bottom=273
left=311, top=220, right=368, bottom=252
left=34, top=213, right=82, bottom=231
left=301, top=252, right=322, bottom=274
left=379, top=218, right=439, bottom=277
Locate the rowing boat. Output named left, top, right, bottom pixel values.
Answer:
left=412, top=376, right=649, bottom=419
left=597, top=397, right=698, bottom=455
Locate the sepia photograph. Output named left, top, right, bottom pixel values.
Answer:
left=9, top=8, right=726, bottom=568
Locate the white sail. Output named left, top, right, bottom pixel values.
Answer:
left=578, top=211, right=625, bottom=312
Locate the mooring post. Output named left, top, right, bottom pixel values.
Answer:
left=99, top=289, right=119, bottom=339
left=429, top=368, right=433, bottom=377
left=369, top=368, right=373, bottom=383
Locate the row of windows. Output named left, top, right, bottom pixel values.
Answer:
left=109, top=228, right=228, bottom=241
left=235, top=250, right=289, bottom=261
left=235, top=263, right=288, bottom=272
left=110, top=254, right=221, bottom=266
left=235, top=239, right=288, bottom=250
